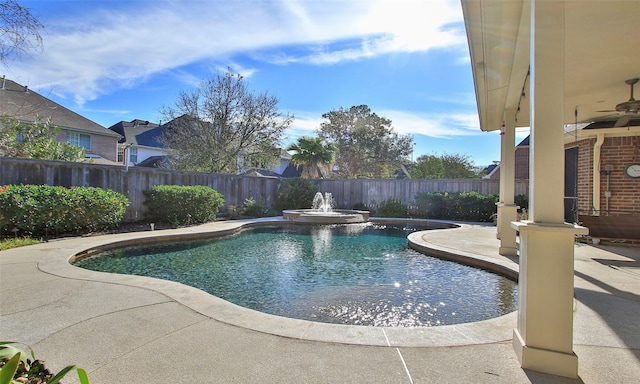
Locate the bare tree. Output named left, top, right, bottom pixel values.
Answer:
left=0, top=0, right=44, bottom=68
left=160, top=70, right=293, bottom=174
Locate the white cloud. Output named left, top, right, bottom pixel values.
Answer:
left=282, top=108, right=483, bottom=146
left=11, top=0, right=465, bottom=105
left=516, top=127, right=531, bottom=141
left=428, top=92, right=477, bottom=106
left=381, top=109, right=481, bottom=138
left=283, top=111, right=323, bottom=144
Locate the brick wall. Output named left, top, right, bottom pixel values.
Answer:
left=573, top=135, right=640, bottom=241
left=486, top=146, right=529, bottom=181
left=55, top=130, right=119, bottom=162
left=570, top=136, right=640, bottom=216
left=514, top=146, right=529, bottom=180
left=89, top=135, right=119, bottom=162
left=574, top=138, right=594, bottom=213
left=598, top=136, right=640, bottom=214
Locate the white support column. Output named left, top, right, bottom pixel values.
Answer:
left=496, top=109, right=518, bottom=256
left=511, top=0, right=588, bottom=378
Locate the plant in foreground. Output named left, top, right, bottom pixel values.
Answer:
left=0, top=342, right=89, bottom=384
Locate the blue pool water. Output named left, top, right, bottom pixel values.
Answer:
left=75, top=224, right=518, bottom=327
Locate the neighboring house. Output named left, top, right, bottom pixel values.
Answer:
left=240, top=149, right=297, bottom=177
left=483, top=137, right=530, bottom=181
left=279, top=162, right=304, bottom=178
left=107, top=119, right=170, bottom=167
left=271, top=150, right=292, bottom=175
left=481, top=162, right=500, bottom=179
left=0, top=77, right=122, bottom=162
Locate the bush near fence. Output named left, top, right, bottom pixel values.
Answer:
left=0, top=184, right=129, bottom=237
left=375, top=198, right=410, bottom=218
left=143, top=185, right=224, bottom=226
left=413, top=191, right=499, bottom=222
left=274, top=178, right=318, bottom=211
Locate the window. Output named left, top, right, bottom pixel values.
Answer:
left=67, top=132, right=91, bottom=150
left=117, top=146, right=124, bottom=163
left=129, top=147, right=138, bottom=164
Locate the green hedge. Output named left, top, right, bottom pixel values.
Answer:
left=413, top=191, right=499, bottom=222
left=241, top=198, right=278, bottom=218
left=143, top=185, right=224, bottom=226
left=275, top=178, right=317, bottom=211
left=0, top=185, right=129, bottom=237
left=375, top=198, right=409, bottom=218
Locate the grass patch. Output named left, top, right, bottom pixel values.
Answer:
left=0, top=238, right=41, bottom=251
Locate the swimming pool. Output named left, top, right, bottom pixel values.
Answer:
left=75, top=223, right=518, bottom=327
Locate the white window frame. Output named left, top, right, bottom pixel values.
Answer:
left=129, top=147, right=138, bottom=164
left=67, top=132, right=91, bottom=150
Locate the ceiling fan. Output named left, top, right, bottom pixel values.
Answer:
left=597, top=78, right=640, bottom=127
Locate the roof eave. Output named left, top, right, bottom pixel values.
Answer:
left=462, top=0, right=531, bottom=132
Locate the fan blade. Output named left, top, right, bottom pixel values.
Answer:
left=595, top=110, right=617, bottom=113
left=614, top=115, right=631, bottom=127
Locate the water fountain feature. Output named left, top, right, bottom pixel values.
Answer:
left=283, top=192, right=369, bottom=224
left=312, top=192, right=334, bottom=212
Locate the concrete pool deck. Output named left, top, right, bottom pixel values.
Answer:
left=1, top=219, right=639, bottom=383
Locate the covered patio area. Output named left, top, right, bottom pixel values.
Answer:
left=462, top=0, right=640, bottom=378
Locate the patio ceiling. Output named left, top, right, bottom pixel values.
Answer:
left=462, top=0, right=640, bottom=132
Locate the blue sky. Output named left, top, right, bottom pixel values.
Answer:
left=9, top=0, right=528, bottom=167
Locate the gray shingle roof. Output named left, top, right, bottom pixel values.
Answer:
left=108, top=119, right=164, bottom=147
left=0, top=77, right=120, bottom=138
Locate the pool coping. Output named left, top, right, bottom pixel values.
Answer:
left=38, top=217, right=519, bottom=348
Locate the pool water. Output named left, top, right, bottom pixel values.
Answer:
left=75, top=224, right=518, bottom=327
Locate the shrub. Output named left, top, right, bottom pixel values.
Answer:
left=0, top=341, right=89, bottom=384
left=143, top=185, right=224, bottom=226
left=275, top=178, right=317, bottom=211
left=226, top=205, right=243, bottom=219
left=352, top=202, right=368, bottom=211
left=414, top=191, right=499, bottom=222
left=375, top=198, right=409, bottom=218
left=413, top=192, right=448, bottom=219
left=515, top=194, right=529, bottom=212
left=241, top=198, right=278, bottom=218
left=0, top=185, right=129, bottom=237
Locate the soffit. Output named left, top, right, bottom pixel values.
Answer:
left=462, top=0, right=640, bottom=132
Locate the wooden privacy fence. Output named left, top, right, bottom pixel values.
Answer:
left=317, top=178, right=529, bottom=211
left=0, top=158, right=279, bottom=221
left=1, top=158, right=529, bottom=221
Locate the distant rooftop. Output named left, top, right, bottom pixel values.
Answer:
left=0, top=77, right=120, bottom=138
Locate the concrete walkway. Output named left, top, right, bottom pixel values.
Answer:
left=1, top=220, right=638, bottom=383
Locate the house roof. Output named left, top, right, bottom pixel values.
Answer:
left=280, top=163, right=303, bottom=178
left=483, top=163, right=499, bottom=174
left=241, top=168, right=280, bottom=178
left=136, top=155, right=169, bottom=168
left=108, top=119, right=164, bottom=147
left=80, top=154, right=122, bottom=166
left=0, top=77, right=121, bottom=138
left=462, top=1, right=640, bottom=132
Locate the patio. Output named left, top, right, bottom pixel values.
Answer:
left=1, top=220, right=638, bottom=383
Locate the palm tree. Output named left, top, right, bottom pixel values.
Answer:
left=287, top=137, right=336, bottom=178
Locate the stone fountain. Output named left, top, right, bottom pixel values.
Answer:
left=283, top=192, right=369, bottom=224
